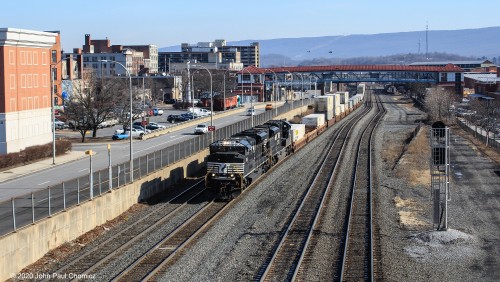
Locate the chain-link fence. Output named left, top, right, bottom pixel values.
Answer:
left=456, top=118, right=500, bottom=151
left=0, top=101, right=305, bottom=236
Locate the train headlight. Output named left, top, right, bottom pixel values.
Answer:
left=212, top=173, right=215, bottom=177
left=230, top=173, right=234, bottom=178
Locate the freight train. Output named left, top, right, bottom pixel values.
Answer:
left=205, top=90, right=366, bottom=198
left=205, top=119, right=292, bottom=198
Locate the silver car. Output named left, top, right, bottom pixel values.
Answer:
left=194, top=124, right=209, bottom=134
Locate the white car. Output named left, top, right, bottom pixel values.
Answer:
left=246, top=108, right=256, bottom=116
left=115, top=128, right=144, bottom=137
left=127, top=128, right=145, bottom=138
left=194, top=124, right=209, bottom=134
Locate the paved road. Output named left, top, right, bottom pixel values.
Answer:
left=0, top=104, right=267, bottom=201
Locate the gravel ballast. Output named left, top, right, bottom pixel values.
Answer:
left=16, top=93, right=500, bottom=281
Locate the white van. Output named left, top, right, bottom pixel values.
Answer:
left=188, top=107, right=212, bottom=117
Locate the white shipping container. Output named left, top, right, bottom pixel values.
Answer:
left=335, top=91, right=350, bottom=104
left=334, top=106, right=342, bottom=116
left=324, top=110, right=334, bottom=121
left=315, top=96, right=334, bottom=112
left=290, top=124, right=306, bottom=142
left=302, top=113, right=325, bottom=127
left=348, top=100, right=354, bottom=109
left=340, top=104, right=345, bottom=113
left=326, top=94, right=341, bottom=107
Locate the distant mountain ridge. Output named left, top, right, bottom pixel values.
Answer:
left=160, top=26, right=500, bottom=66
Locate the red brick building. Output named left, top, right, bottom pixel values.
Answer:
left=0, top=28, right=58, bottom=154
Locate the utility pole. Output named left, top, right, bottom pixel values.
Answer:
left=426, top=22, right=429, bottom=57
left=186, top=61, right=191, bottom=102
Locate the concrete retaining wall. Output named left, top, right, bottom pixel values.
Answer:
left=0, top=150, right=207, bottom=280
left=0, top=104, right=308, bottom=281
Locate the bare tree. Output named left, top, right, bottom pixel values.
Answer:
left=424, top=87, right=455, bottom=123
left=63, top=71, right=136, bottom=142
left=468, top=98, right=500, bottom=145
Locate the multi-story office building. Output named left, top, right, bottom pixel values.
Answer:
left=158, top=39, right=258, bottom=73
left=81, top=34, right=158, bottom=76
left=0, top=28, right=58, bottom=154
left=219, top=41, right=260, bottom=69
left=82, top=49, right=144, bottom=77
left=123, top=45, right=158, bottom=74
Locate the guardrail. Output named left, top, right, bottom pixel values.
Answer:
left=0, top=100, right=309, bottom=237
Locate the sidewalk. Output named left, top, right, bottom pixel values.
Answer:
left=0, top=151, right=86, bottom=183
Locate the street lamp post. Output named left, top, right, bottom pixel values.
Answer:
left=191, top=65, right=213, bottom=141
left=50, top=57, right=68, bottom=164
left=297, top=73, right=305, bottom=107
left=264, top=69, right=278, bottom=116
left=284, top=70, right=293, bottom=103
left=222, top=69, right=232, bottom=111
left=100, top=59, right=134, bottom=181
left=242, top=68, right=253, bottom=126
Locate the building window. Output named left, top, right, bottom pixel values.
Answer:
left=51, top=50, right=57, bottom=63
left=101, top=56, right=106, bottom=60
left=34, top=74, right=38, bottom=88
left=42, top=74, right=47, bottom=87
left=10, top=75, right=15, bottom=89
left=42, top=52, right=47, bottom=65
left=33, top=52, right=38, bottom=65
left=9, top=50, right=15, bottom=65
left=52, top=68, right=57, bottom=81
left=440, top=73, right=447, bottom=82
left=27, top=51, right=32, bottom=65
left=27, top=74, right=32, bottom=88
left=83, top=57, right=89, bottom=62
left=21, top=51, right=26, bottom=65
left=21, top=74, right=26, bottom=88
left=92, top=57, right=97, bottom=62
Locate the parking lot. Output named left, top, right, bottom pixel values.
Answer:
left=56, top=105, right=188, bottom=140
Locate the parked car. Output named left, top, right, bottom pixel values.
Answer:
left=114, top=128, right=144, bottom=139
left=167, top=114, right=190, bottom=123
left=188, top=107, right=211, bottom=117
left=130, top=128, right=145, bottom=138
left=133, top=125, right=151, bottom=134
left=164, top=98, right=176, bottom=104
left=146, top=122, right=166, bottom=130
left=246, top=108, right=256, bottom=116
left=265, top=104, right=273, bottom=111
left=194, top=124, right=209, bottom=134
left=112, top=132, right=129, bottom=140
left=54, top=118, right=66, bottom=130
left=153, top=108, right=164, bottom=116
left=181, top=112, right=199, bottom=119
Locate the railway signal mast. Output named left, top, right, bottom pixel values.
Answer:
left=430, top=121, right=451, bottom=230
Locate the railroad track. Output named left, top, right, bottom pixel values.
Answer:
left=339, top=93, right=385, bottom=281
left=255, top=94, right=376, bottom=281
left=112, top=200, right=228, bottom=281
left=43, top=180, right=206, bottom=280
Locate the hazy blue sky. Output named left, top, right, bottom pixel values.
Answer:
left=3, top=0, right=499, bottom=50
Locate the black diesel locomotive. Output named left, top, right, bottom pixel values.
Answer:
left=205, top=120, right=292, bottom=198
